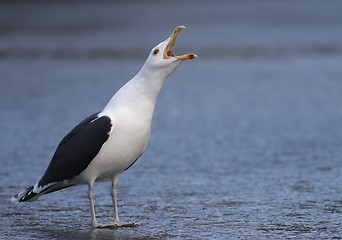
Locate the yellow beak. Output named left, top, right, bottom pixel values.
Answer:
left=163, top=25, right=197, bottom=60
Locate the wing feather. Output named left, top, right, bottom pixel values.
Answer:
left=37, top=113, right=112, bottom=187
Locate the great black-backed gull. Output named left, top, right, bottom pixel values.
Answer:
left=11, top=25, right=197, bottom=228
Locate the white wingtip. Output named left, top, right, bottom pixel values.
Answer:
left=11, top=186, right=35, bottom=204
left=11, top=193, right=23, bottom=205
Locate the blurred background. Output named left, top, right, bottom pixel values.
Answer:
left=1, top=0, right=342, bottom=239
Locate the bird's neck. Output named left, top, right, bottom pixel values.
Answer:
left=102, top=66, right=168, bottom=114
left=133, top=66, right=168, bottom=101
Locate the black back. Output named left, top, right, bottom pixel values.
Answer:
left=38, top=113, right=112, bottom=187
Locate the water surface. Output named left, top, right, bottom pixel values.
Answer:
left=1, top=1, right=342, bottom=239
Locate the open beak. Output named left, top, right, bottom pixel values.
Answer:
left=163, top=25, right=197, bottom=60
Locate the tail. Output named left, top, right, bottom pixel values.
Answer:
left=11, top=182, right=75, bottom=204
left=11, top=186, right=39, bottom=204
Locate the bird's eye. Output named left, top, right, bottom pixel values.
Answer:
left=153, top=49, right=159, bottom=55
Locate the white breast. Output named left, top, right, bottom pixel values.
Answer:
left=76, top=100, right=154, bottom=183
left=75, top=69, right=162, bottom=184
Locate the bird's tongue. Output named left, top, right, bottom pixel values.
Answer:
left=166, top=45, right=175, bottom=58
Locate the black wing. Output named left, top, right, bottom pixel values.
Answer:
left=37, top=113, right=112, bottom=188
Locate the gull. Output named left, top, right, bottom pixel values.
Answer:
left=12, top=25, right=197, bottom=228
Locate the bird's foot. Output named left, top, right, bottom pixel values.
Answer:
left=92, top=222, right=116, bottom=228
left=111, top=219, right=142, bottom=228
left=92, top=220, right=141, bottom=228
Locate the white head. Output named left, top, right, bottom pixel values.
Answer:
left=140, top=26, right=197, bottom=79
left=107, top=26, right=197, bottom=110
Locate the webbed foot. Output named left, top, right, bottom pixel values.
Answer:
left=92, top=220, right=142, bottom=228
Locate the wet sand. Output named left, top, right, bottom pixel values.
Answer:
left=1, top=0, right=342, bottom=239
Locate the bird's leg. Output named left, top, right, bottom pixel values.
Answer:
left=110, top=175, right=141, bottom=227
left=87, top=178, right=141, bottom=228
left=88, top=183, right=101, bottom=228
left=111, top=175, right=120, bottom=223
left=88, top=183, right=119, bottom=228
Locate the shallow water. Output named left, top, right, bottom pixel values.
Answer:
left=1, top=0, right=342, bottom=239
